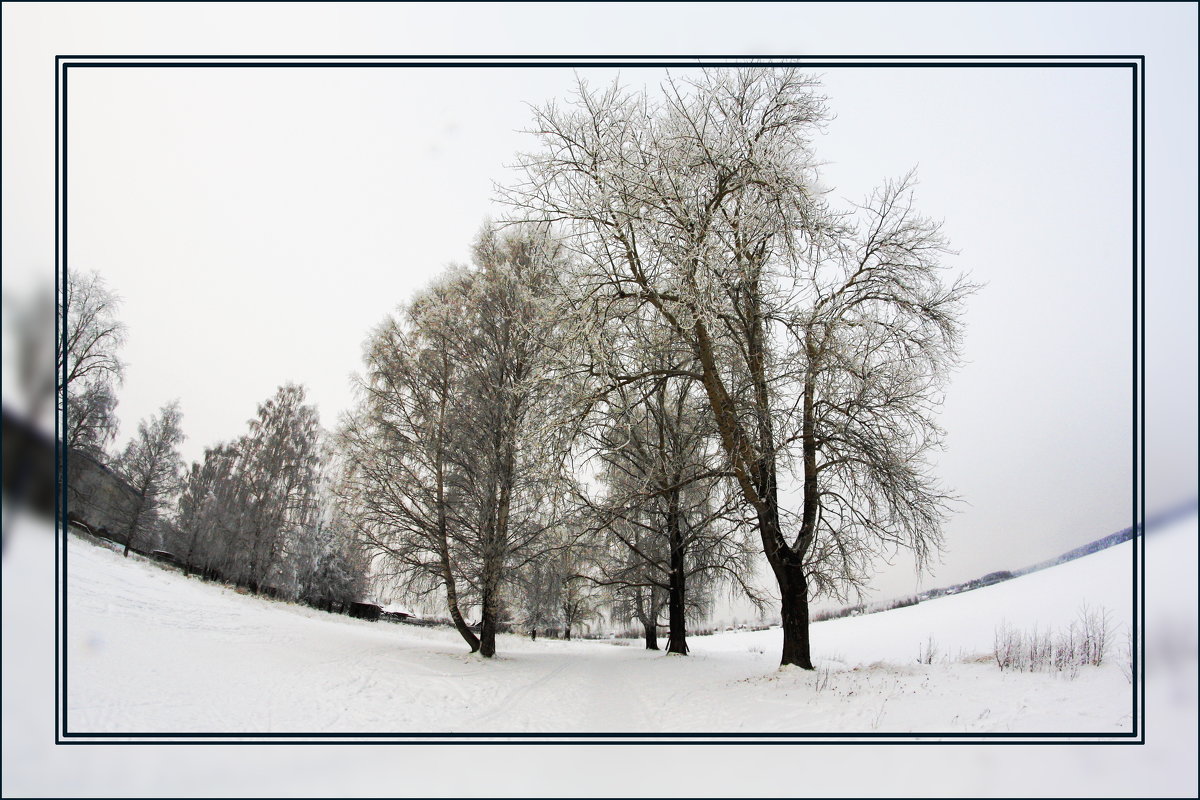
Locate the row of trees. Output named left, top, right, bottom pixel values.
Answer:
left=61, top=271, right=371, bottom=609
left=166, top=384, right=369, bottom=606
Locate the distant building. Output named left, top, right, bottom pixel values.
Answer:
left=347, top=601, right=383, bottom=621
left=2, top=406, right=142, bottom=547
left=65, top=446, right=141, bottom=546
left=380, top=603, right=417, bottom=622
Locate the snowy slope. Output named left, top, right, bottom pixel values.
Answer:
left=57, top=523, right=1153, bottom=736
left=3, top=513, right=1197, bottom=798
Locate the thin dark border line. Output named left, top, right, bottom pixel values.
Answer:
left=54, top=55, right=62, bottom=746
left=60, top=60, right=71, bottom=744
left=54, top=738, right=1141, bottom=746
left=56, top=54, right=1145, bottom=61
left=59, top=729, right=1140, bottom=739
left=55, top=54, right=1146, bottom=746
left=60, top=61, right=1136, bottom=70
left=1132, top=53, right=1142, bottom=743
left=1130, top=62, right=1138, bottom=737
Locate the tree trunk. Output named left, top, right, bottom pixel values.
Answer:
left=122, top=509, right=140, bottom=557
left=665, top=506, right=689, bottom=655
left=643, top=621, right=659, bottom=650
left=777, top=561, right=814, bottom=669
left=439, top=530, right=479, bottom=653
left=447, top=595, right=480, bottom=654
left=665, top=573, right=688, bottom=655
left=762, top=493, right=813, bottom=669
left=479, top=583, right=498, bottom=657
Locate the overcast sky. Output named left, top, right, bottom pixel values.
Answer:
left=44, top=59, right=1147, bottom=598
left=0, top=6, right=1193, bottom=601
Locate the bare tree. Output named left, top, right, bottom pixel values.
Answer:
left=58, top=270, right=126, bottom=457
left=113, top=401, right=185, bottom=556
left=580, top=364, right=760, bottom=655
left=607, top=578, right=667, bottom=650
left=453, top=224, right=570, bottom=656
left=233, top=384, right=321, bottom=594
left=517, top=522, right=602, bottom=640
left=507, top=68, right=974, bottom=667
left=169, top=442, right=240, bottom=579
left=514, top=550, right=562, bottom=636
left=344, top=267, right=482, bottom=651
left=346, top=224, right=571, bottom=657
left=292, top=435, right=372, bottom=609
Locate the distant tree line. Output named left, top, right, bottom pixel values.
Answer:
left=60, top=271, right=370, bottom=611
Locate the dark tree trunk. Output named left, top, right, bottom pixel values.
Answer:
left=777, top=562, right=813, bottom=668
left=761, top=497, right=814, bottom=669
left=479, top=584, right=498, bottom=657
left=564, top=626, right=571, bottom=641
left=643, top=621, right=659, bottom=650
left=440, top=536, right=479, bottom=653
left=448, top=600, right=480, bottom=653
left=665, top=581, right=688, bottom=654
left=665, top=508, right=689, bottom=655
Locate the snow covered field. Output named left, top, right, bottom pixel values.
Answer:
left=3, top=514, right=1197, bottom=797
left=53, top=522, right=1145, bottom=737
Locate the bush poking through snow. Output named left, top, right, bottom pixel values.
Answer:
left=1076, top=602, right=1111, bottom=667
left=993, top=604, right=1113, bottom=676
left=917, top=634, right=939, bottom=665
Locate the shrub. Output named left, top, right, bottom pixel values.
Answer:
left=992, top=604, right=1114, bottom=677
left=917, top=634, right=939, bottom=665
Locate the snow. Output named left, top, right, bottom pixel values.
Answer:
left=378, top=603, right=417, bottom=617
left=52, top=519, right=1150, bottom=736
left=3, top=513, right=1197, bottom=796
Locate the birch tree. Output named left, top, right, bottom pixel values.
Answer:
left=233, top=384, right=321, bottom=594
left=344, top=267, right=482, bottom=650
left=170, top=443, right=239, bottom=578
left=453, top=224, right=569, bottom=656
left=114, top=401, right=185, bottom=556
left=347, top=224, right=570, bottom=657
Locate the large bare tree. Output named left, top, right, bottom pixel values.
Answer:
left=347, top=224, right=570, bottom=657
left=344, top=266, right=483, bottom=651
left=507, top=68, right=974, bottom=667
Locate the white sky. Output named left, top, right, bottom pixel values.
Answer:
left=55, top=62, right=1150, bottom=598
left=1, top=2, right=1196, bottom=796
left=0, top=6, right=1192, bottom=601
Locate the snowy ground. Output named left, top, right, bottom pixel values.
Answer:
left=3, top=514, right=1197, bottom=796
left=55, top=521, right=1144, bottom=736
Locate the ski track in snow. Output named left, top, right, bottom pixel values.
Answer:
left=57, top=522, right=1192, bottom=735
